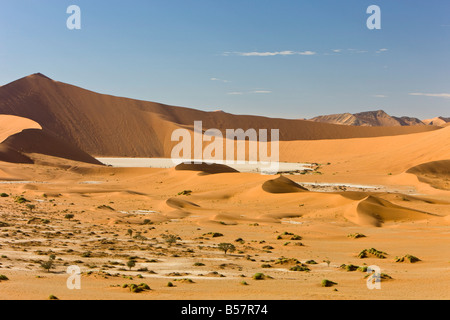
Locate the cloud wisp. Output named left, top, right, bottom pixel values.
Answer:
left=409, top=93, right=450, bottom=99
left=224, top=50, right=316, bottom=57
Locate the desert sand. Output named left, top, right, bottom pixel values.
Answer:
left=0, top=76, right=449, bottom=300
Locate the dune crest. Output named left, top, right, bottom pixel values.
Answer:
left=262, top=175, right=309, bottom=194
left=355, top=195, right=439, bottom=227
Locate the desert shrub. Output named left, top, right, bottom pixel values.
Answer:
left=290, top=235, right=302, bottom=240
left=321, top=279, right=337, bottom=287
left=167, top=282, right=174, bottom=287
left=340, top=264, right=359, bottom=272
left=0, top=193, right=9, bottom=197
left=48, top=295, right=59, bottom=300
left=235, top=238, right=245, bottom=244
left=395, top=254, right=421, bottom=263
left=305, top=260, right=317, bottom=265
left=125, top=283, right=151, bottom=293
left=40, top=256, right=55, bottom=272
left=252, top=273, right=266, bottom=280
left=275, top=257, right=300, bottom=265
left=178, top=190, right=192, bottom=196
left=81, top=251, right=92, bottom=258
left=0, top=275, right=9, bottom=281
left=0, top=221, right=9, bottom=228
left=357, top=266, right=368, bottom=272
left=240, top=281, right=248, bottom=286
left=173, top=278, right=194, bottom=283
left=162, top=234, right=178, bottom=246
left=261, top=264, right=272, bottom=268
left=290, top=265, right=310, bottom=272
left=358, top=248, right=387, bottom=259
left=14, top=196, right=29, bottom=204
left=348, top=233, right=366, bottom=239
left=193, top=262, right=205, bottom=267
left=203, top=232, right=223, bottom=238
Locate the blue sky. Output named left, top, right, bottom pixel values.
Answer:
left=0, top=0, right=449, bottom=119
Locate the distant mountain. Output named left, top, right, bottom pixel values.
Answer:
left=422, top=116, right=450, bottom=126
left=309, top=110, right=425, bottom=127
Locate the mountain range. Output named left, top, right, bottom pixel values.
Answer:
left=309, top=110, right=449, bottom=127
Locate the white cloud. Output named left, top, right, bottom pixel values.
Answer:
left=376, top=48, right=388, bottom=53
left=251, top=90, right=272, bottom=94
left=332, top=49, right=342, bottom=53
left=227, top=92, right=244, bottom=95
left=409, top=93, right=450, bottom=99
left=227, top=50, right=316, bottom=57
left=211, top=77, right=231, bottom=83
left=373, top=94, right=387, bottom=98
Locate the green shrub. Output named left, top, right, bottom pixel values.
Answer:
left=0, top=275, right=9, bottom=281
left=14, top=196, right=29, bottom=204
left=358, top=248, right=387, bottom=259
left=340, top=264, right=358, bottom=272
left=290, top=265, right=310, bottom=272
left=0, top=193, right=9, bottom=197
left=203, top=232, right=223, bottom=238
left=348, top=233, right=366, bottom=239
left=395, top=254, right=421, bottom=263
left=193, top=262, right=205, bottom=267
left=252, top=273, right=265, bottom=280
left=48, top=295, right=59, bottom=300
left=305, top=260, right=317, bottom=265
left=321, top=279, right=337, bottom=287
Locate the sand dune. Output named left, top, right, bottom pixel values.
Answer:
left=353, top=195, right=439, bottom=227
left=406, top=160, right=450, bottom=190
left=0, top=74, right=440, bottom=159
left=1, top=129, right=102, bottom=165
left=0, top=114, right=41, bottom=143
left=262, top=175, right=309, bottom=193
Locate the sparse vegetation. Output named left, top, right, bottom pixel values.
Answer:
left=0, top=275, right=9, bottom=281
left=395, top=254, right=421, bottom=263
left=123, top=283, right=151, bottom=293
left=321, top=279, right=337, bottom=287
left=252, top=273, right=266, bottom=280
left=14, top=196, right=29, bottom=204
left=358, top=248, right=387, bottom=259
left=290, top=265, right=310, bottom=272
left=348, top=233, right=366, bottom=239
left=203, top=232, right=223, bottom=238
left=162, top=234, right=178, bottom=247
left=40, top=255, right=56, bottom=273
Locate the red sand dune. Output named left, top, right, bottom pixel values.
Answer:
left=0, top=74, right=440, bottom=158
